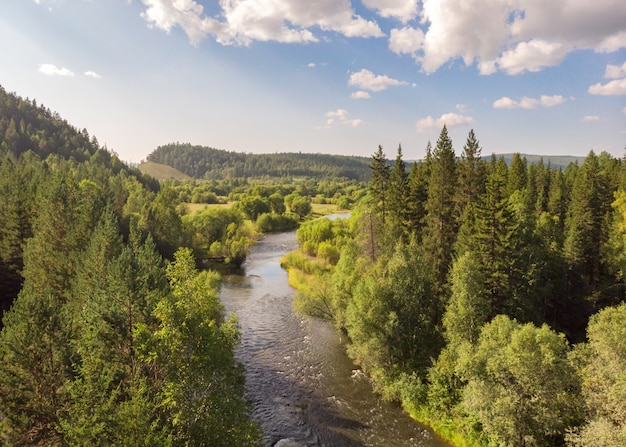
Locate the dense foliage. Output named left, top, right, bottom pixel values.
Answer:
left=287, top=126, right=626, bottom=447
left=147, top=142, right=373, bottom=181
left=0, top=88, right=260, bottom=445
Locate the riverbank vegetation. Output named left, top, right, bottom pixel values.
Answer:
left=285, top=128, right=626, bottom=447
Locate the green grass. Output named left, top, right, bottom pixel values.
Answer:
left=183, top=202, right=234, bottom=214
left=138, top=161, right=190, bottom=180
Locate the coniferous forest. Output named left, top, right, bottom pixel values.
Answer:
left=287, top=127, right=626, bottom=447
left=0, top=86, right=262, bottom=445
left=2, top=82, right=626, bottom=447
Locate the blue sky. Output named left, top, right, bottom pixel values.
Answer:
left=1, top=0, right=625, bottom=163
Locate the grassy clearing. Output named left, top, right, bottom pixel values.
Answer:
left=183, top=202, right=234, bottom=214
left=310, top=202, right=341, bottom=217
left=138, top=161, right=190, bottom=180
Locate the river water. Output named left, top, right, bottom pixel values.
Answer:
left=220, top=225, right=451, bottom=447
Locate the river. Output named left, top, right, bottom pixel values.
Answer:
left=220, top=222, right=452, bottom=447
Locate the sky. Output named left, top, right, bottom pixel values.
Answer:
left=1, top=1, right=625, bottom=163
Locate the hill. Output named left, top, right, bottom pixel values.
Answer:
left=146, top=142, right=373, bottom=181
left=0, top=85, right=158, bottom=188
left=489, top=153, right=586, bottom=169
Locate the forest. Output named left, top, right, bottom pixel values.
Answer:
left=0, top=85, right=367, bottom=446
left=147, top=142, right=373, bottom=181
left=285, top=128, right=626, bottom=447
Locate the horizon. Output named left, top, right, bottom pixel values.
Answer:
left=1, top=1, right=625, bottom=163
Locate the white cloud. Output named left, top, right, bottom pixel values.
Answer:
left=84, top=70, right=102, bottom=78
left=39, top=64, right=74, bottom=76
left=588, top=78, right=626, bottom=95
left=324, top=109, right=366, bottom=128
left=416, top=0, right=626, bottom=75
left=139, top=0, right=383, bottom=46
left=348, top=68, right=408, bottom=92
left=605, top=62, right=626, bottom=79
left=492, top=94, right=566, bottom=109
left=623, top=106, right=626, bottom=115
left=136, top=0, right=626, bottom=75
left=389, top=26, right=424, bottom=56
left=583, top=115, right=600, bottom=122
left=308, top=62, right=316, bottom=68
left=496, top=39, right=569, bottom=75
left=351, top=91, right=371, bottom=99
left=416, top=112, right=473, bottom=133
left=362, top=0, right=419, bottom=23
left=539, top=94, right=566, bottom=107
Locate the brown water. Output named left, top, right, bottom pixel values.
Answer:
left=220, top=226, right=452, bottom=447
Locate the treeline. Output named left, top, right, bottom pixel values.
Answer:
left=147, top=142, right=373, bottom=181
left=288, top=127, right=626, bottom=446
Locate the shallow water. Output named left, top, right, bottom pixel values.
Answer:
left=220, top=227, right=451, bottom=447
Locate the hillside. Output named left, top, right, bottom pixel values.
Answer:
left=138, top=161, right=190, bottom=180
left=146, top=142, right=373, bottom=181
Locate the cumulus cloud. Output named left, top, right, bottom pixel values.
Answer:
left=324, top=109, right=366, bottom=128
left=416, top=0, right=626, bottom=74
left=351, top=91, right=371, bottom=99
left=605, top=62, right=626, bottom=79
left=416, top=112, right=473, bottom=133
left=588, top=78, right=626, bottom=95
left=493, top=94, right=566, bottom=109
left=39, top=64, right=74, bottom=76
left=84, top=70, right=102, bottom=78
left=348, top=68, right=408, bottom=92
left=135, top=0, right=626, bottom=76
left=362, top=0, right=419, bottom=23
left=624, top=106, right=626, bottom=115
left=389, top=26, right=425, bottom=56
left=139, top=0, right=382, bottom=46
left=496, top=40, right=569, bottom=75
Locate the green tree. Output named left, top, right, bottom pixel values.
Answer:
left=289, top=195, right=312, bottom=219
left=406, top=141, right=431, bottom=241
left=459, top=315, right=580, bottom=447
left=149, top=248, right=259, bottom=446
left=239, top=195, right=271, bottom=221
left=369, top=145, right=390, bottom=225
left=0, top=286, right=71, bottom=445
left=423, top=125, right=458, bottom=295
left=443, top=251, right=490, bottom=347
left=387, top=144, right=409, bottom=240
left=454, top=131, right=486, bottom=255
left=567, top=304, right=626, bottom=447
left=345, top=239, right=441, bottom=382
left=564, top=151, right=605, bottom=288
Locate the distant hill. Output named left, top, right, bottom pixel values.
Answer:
left=146, top=143, right=373, bottom=181
left=138, top=161, right=190, bottom=180
left=485, top=153, right=586, bottom=169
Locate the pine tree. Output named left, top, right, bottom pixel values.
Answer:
left=387, top=144, right=409, bottom=241
left=423, top=126, right=458, bottom=295
left=406, top=141, right=432, bottom=241
left=454, top=130, right=486, bottom=255
left=369, top=145, right=390, bottom=225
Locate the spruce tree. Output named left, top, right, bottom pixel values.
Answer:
left=387, top=144, right=409, bottom=241
left=423, top=126, right=458, bottom=295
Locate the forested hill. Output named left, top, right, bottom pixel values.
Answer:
left=146, top=142, right=373, bottom=181
left=0, top=84, right=159, bottom=183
